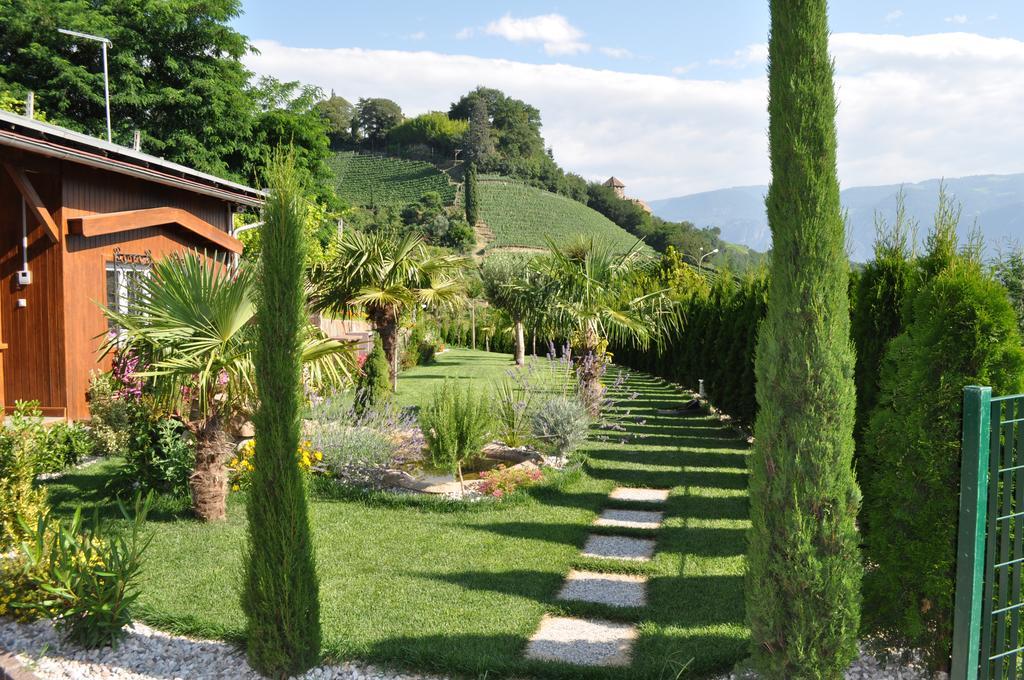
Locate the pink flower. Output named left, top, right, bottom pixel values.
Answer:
left=492, top=489, right=504, bottom=498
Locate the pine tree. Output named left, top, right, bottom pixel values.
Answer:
left=746, top=1, right=862, bottom=677
left=242, top=152, right=321, bottom=678
left=355, top=337, right=392, bottom=416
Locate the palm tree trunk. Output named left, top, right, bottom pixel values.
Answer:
left=514, top=319, right=525, bottom=366
left=372, top=307, right=400, bottom=391
left=189, top=417, right=233, bottom=522
left=577, top=326, right=605, bottom=417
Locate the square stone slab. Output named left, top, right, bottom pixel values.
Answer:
left=581, top=534, right=656, bottom=561
left=609, top=487, right=670, bottom=503
left=525, top=615, right=638, bottom=667
left=594, top=509, right=664, bottom=530
left=558, top=570, right=648, bottom=607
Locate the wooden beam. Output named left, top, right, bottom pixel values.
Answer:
left=67, top=206, right=243, bottom=254
left=3, top=163, right=59, bottom=243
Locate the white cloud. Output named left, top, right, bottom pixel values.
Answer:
left=945, top=14, right=968, bottom=24
left=483, top=14, right=590, bottom=56
left=599, top=47, right=633, bottom=59
left=455, top=27, right=473, bottom=40
left=884, top=9, right=904, bottom=22
left=245, top=32, right=1024, bottom=201
left=708, top=43, right=768, bottom=68
left=672, top=63, right=699, bottom=75
left=408, top=31, right=426, bottom=41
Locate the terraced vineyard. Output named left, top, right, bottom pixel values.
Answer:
left=476, top=177, right=643, bottom=253
left=328, top=152, right=456, bottom=208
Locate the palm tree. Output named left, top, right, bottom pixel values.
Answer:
left=310, top=230, right=469, bottom=389
left=102, top=252, right=353, bottom=522
left=480, top=254, right=543, bottom=366
left=534, top=237, right=680, bottom=414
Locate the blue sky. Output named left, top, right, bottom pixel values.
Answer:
left=234, top=2, right=1024, bottom=199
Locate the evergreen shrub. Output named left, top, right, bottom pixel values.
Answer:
left=356, top=338, right=392, bottom=416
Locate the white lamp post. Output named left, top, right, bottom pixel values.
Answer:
left=698, top=247, right=719, bottom=274
left=58, top=28, right=112, bottom=143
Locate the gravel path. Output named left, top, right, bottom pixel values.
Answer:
left=0, top=618, right=450, bottom=680
left=716, top=645, right=940, bottom=680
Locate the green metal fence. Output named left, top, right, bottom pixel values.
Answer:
left=953, top=386, right=1024, bottom=679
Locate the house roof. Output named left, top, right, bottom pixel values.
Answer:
left=603, top=176, right=625, bottom=188
left=0, top=109, right=265, bottom=207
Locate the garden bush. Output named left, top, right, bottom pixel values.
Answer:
left=355, top=338, right=392, bottom=416
left=861, top=259, right=1024, bottom=669
left=531, top=396, right=590, bottom=462
left=493, top=377, right=536, bottom=447
left=420, top=379, right=492, bottom=491
left=38, top=422, right=97, bottom=474
left=478, top=464, right=543, bottom=498
left=87, top=371, right=151, bottom=457
left=0, top=402, right=48, bottom=552
left=16, top=494, right=152, bottom=649
left=228, top=438, right=322, bottom=491
left=104, top=416, right=195, bottom=499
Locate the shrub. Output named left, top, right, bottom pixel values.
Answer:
left=420, top=379, right=492, bottom=491
left=861, top=261, right=1024, bottom=669
left=316, top=426, right=395, bottom=485
left=0, top=402, right=48, bottom=552
left=228, top=438, right=322, bottom=491
left=493, top=378, right=536, bottom=448
left=355, top=338, right=392, bottom=416
left=478, top=463, right=543, bottom=498
left=38, top=422, right=97, bottom=474
left=16, top=494, right=152, bottom=649
left=0, top=553, right=50, bottom=621
left=105, top=418, right=195, bottom=499
left=87, top=372, right=151, bottom=457
left=531, top=396, right=590, bottom=461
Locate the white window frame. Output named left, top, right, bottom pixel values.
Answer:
left=105, top=261, right=151, bottom=331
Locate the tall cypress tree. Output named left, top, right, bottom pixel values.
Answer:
left=746, top=1, right=862, bottom=677
left=465, top=160, right=479, bottom=226
left=242, top=151, right=321, bottom=677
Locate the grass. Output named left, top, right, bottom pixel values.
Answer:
left=327, top=152, right=456, bottom=208
left=475, top=178, right=644, bottom=254
left=41, top=349, right=750, bottom=679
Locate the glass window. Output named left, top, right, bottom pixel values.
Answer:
left=105, top=262, right=150, bottom=332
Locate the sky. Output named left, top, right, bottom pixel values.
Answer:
left=233, top=1, right=1024, bottom=200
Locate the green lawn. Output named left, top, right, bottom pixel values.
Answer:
left=42, top=349, right=750, bottom=679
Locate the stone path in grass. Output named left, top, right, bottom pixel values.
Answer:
left=524, top=485, right=668, bottom=668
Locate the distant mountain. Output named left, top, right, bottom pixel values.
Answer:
left=649, top=174, right=1024, bottom=262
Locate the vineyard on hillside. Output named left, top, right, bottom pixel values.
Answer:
left=328, top=152, right=456, bottom=208
left=475, top=178, right=643, bottom=253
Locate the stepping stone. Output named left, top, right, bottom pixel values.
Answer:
left=581, top=534, right=656, bottom=561
left=594, top=508, right=664, bottom=530
left=558, top=570, right=648, bottom=607
left=609, top=487, right=670, bottom=503
left=525, top=615, right=638, bottom=667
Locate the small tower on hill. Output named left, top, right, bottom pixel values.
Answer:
left=603, top=176, right=626, bottom=199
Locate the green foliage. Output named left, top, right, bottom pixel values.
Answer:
left=328, top=152, right=456, bottom=208
left=353, top=97, right=404, bottom=150
left=38, top=422, right=97, bottom=474
left=465, top=161, right=480, bottom=226
left=315, top=94, right=354, bottom=149
left=0, top=402, right=48, bottom=552
left=493, top=378, right=536, bottom=448
left=850, top=196, right=919, bottom=456
left=475, top=177, right=641, bottom=253
left=994, top=242, right=1024, bottom=334
left=243, top=152, right=322, bottom=677
left=861, top=261, right=1024, bottom=669
left=387, top=112, right=467, bottom=156
left=420, top=380, right=492, bottom=487
left=747, top=2, right=862, bottom=677
left=17, top=494, right=152, bottom=649
left=531, top=396, right=590, bottom=460
left=356, top=339, right=393, bottom=416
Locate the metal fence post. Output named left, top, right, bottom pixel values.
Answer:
left=952, top=385, right=993, bottom=680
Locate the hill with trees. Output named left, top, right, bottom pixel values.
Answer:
left=327, top=153, right=456, bottom=208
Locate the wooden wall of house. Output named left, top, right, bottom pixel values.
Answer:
left=60, top=163, right=234, bottom=420
left=0, top=165, right=66, bottom=413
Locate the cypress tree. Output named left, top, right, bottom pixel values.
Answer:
left=242, top=152, right=321, bottom=677
left=746, top=1, right=862, bottom=677
left=355, top=337, right=392, bottom=416
left=465, top=161, right=479, bottom=226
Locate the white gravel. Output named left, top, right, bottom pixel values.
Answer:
left=716, top=644, right=940, bottom=680
left=0, top=617, right=451, bottom=680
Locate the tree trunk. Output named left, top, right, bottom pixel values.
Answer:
left=578, top=352, right=605, bottom=418
left=471, top=304, right=476, bottom=351
left=372, top=306, right=400, bottom=391
left=531, top=330, right=537, bottom=357
left=514, top=319, right=525, bottom=366
left=189, top=418, right=233, bottom=522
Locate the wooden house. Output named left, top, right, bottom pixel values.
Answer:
left=0, top=110, right=264, bottom=420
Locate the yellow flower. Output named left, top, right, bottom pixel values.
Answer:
left=232, top=484, right=240, bottom=492
left=314, top=451, right=323, bottom=461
